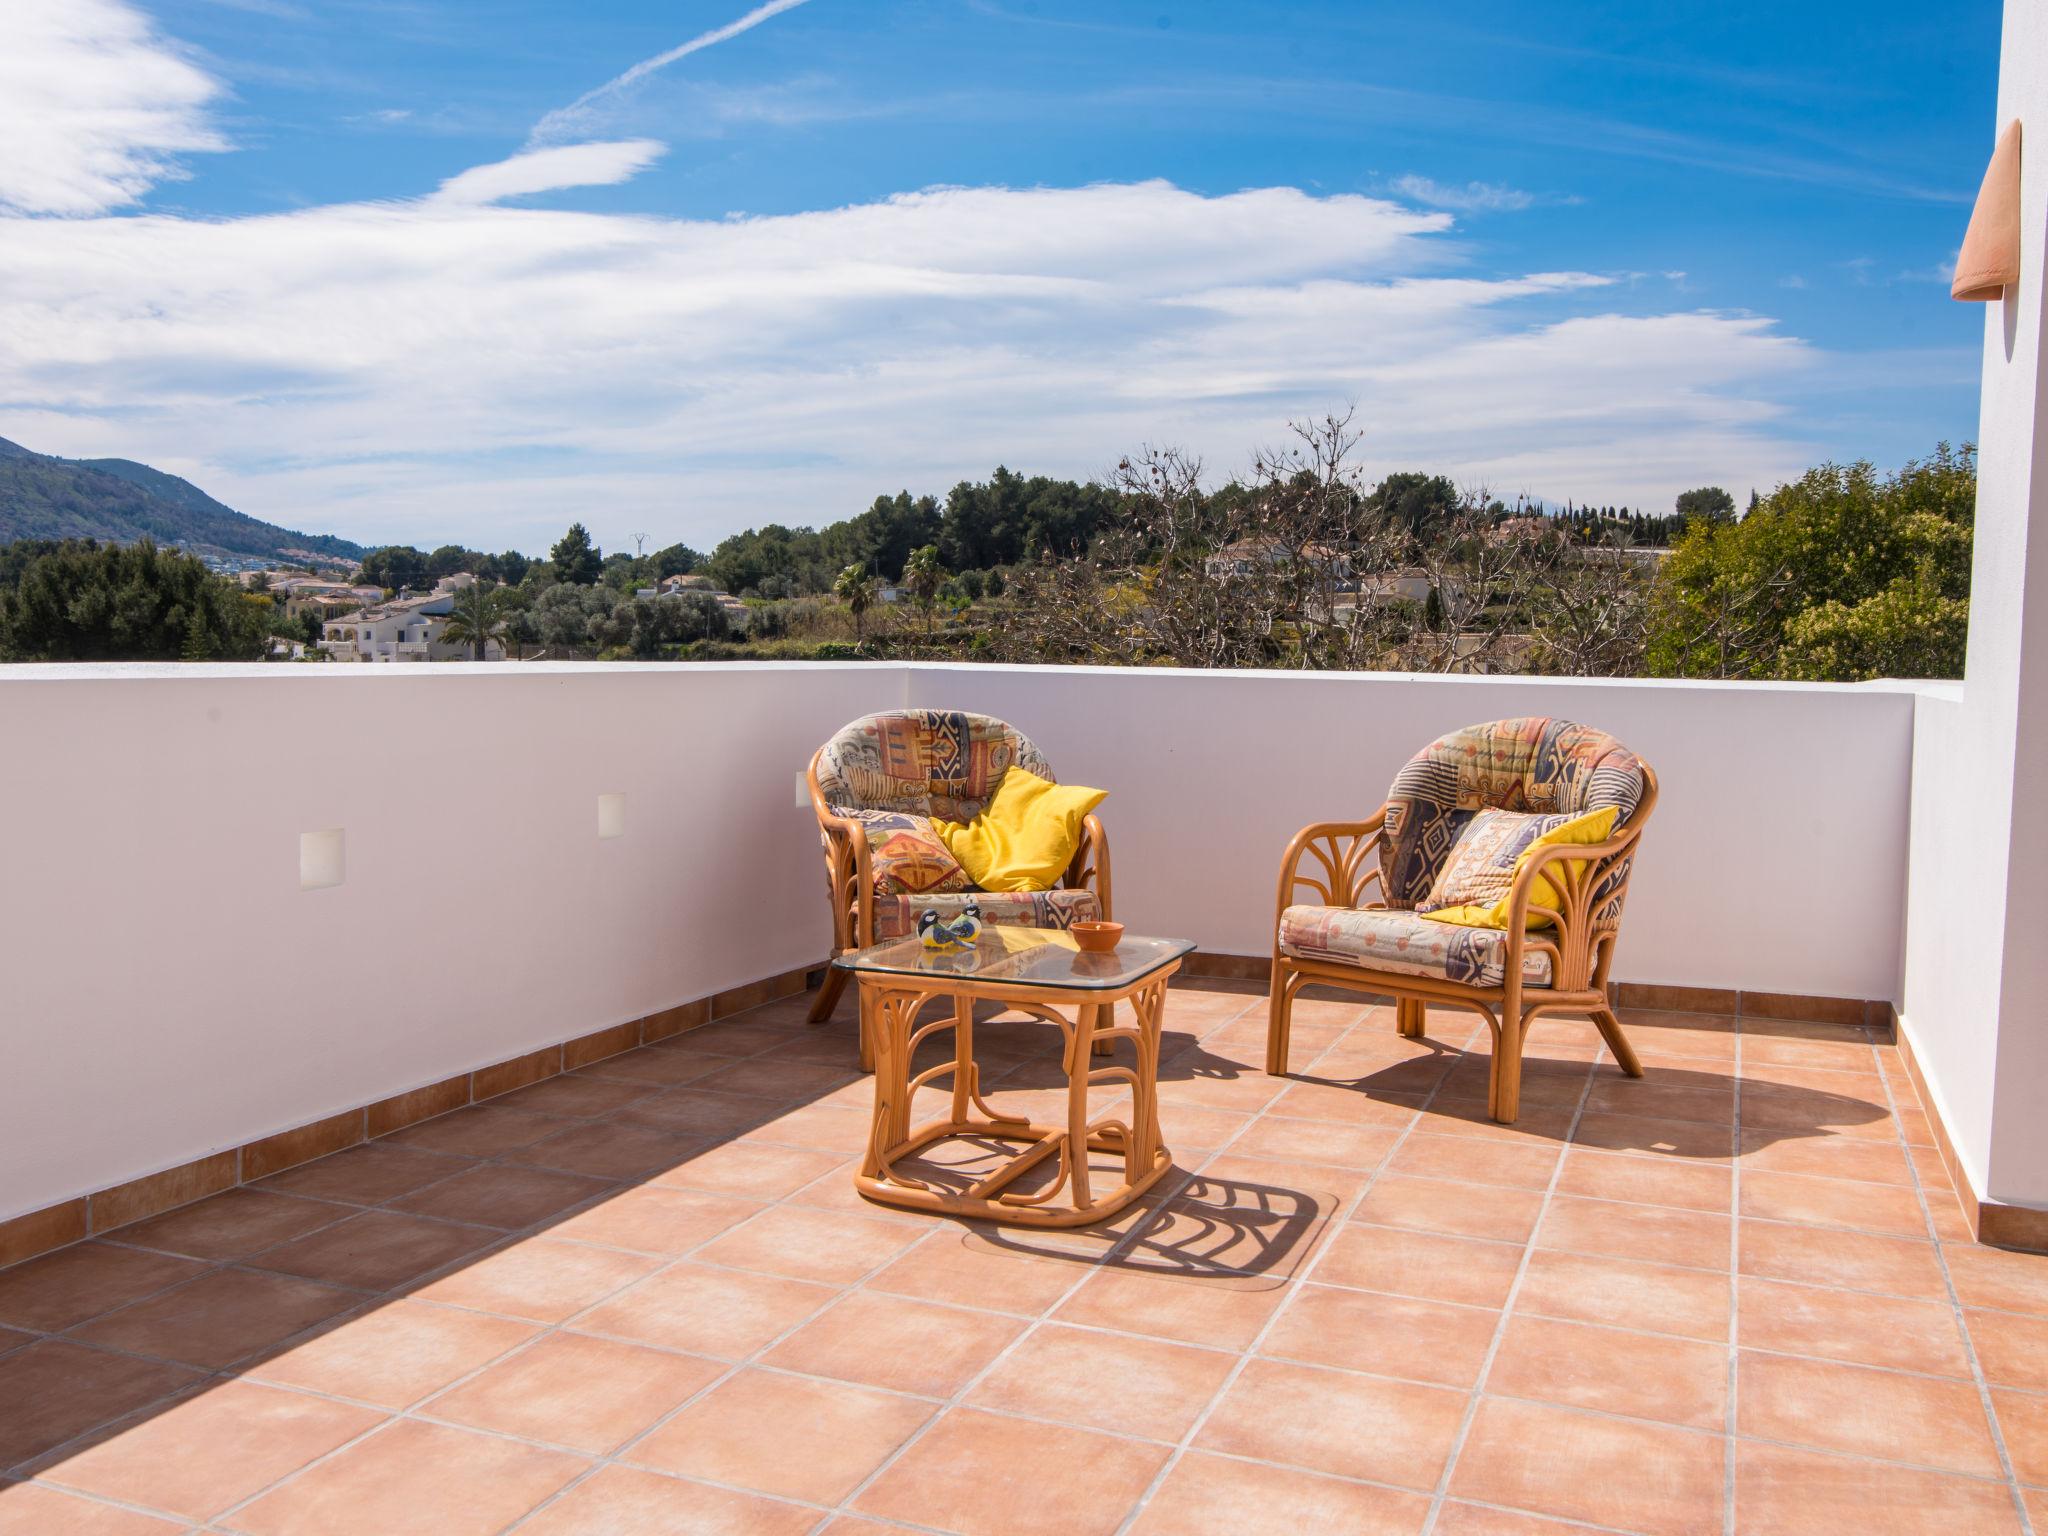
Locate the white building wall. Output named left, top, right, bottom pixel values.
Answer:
left=1899, top=0, right=2048, bottom=1208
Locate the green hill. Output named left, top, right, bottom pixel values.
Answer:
left=0, top=436, right=364, bottom=568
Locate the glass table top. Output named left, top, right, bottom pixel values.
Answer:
left=834, top=926, right=1195, bottom=991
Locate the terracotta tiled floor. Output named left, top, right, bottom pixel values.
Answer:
left=2, top=980, right=2045, bottom=1534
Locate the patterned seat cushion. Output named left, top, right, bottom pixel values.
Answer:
left=874, top=888, right=1100, bottom=942
left=1279, top=904, right=1553, bottom=988
left=1381, top=718, right=1645, bottom=909
left=816, top=710, right=1054, bottom=821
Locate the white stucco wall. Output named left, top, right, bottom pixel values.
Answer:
left=910, top=665, right=1916, bottom=999
left=0, top=662, right=903, bottom=1222
left=1899, top=0, right=2048, bottom=1208
left=0, top=661, right=1921, bottom=1224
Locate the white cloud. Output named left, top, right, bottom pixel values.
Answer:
left=432, top=140, right=667, bottom=205
left=0, top=0, right=227, bottom=215
left=1391, top=175, right=1538, bottom=213
left=0, top=172, right=1818, bottom=549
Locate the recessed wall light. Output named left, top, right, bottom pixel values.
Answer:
left=598, top=793, right=626, bottom=840
left=300, top=829, right=345, bottom=891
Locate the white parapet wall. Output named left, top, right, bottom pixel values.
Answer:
left=0, top=660, right=1920, bottom=1223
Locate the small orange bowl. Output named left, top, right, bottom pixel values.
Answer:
left=1070, top=920, right=1123, bottom=954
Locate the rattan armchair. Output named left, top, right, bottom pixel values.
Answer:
left=1265, top=718, right=1657, bottom=1123
left=805, top=711, right=1110, bottom=1062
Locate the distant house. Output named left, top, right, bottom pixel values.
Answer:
left=645, top=573, right=750, bottom=631
left=318, top=576, right=500, bottom=662
left=1203, top=539, right=1354, bottom=584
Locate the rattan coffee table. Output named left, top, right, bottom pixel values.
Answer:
left=835, top=927, right=1193, bottom=1228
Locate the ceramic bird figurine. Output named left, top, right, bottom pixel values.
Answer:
left=918, top=902, right=983, bottom=952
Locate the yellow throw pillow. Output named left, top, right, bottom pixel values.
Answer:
left=934, top=768, right=1106, bottom=892
left=1419, top=805, right=1620, bottom=930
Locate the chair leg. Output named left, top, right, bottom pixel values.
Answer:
left=1088, top=1001, right=1115, bottom=1057
left=808, top=964, right=848, bottom=1024
left=1591, top=1005, right=1644, bottom=1078
left=1396, top=997, right=1426, bottom=1038
left=1265, top=966, right=1295, bottom=1076
left=1491, top=1006, right=1524, bottom=1124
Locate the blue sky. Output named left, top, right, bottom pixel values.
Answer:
left=0, top=0, right=2003, bottom=553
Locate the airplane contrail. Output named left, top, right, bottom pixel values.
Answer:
left=529, top=0, right=818, bottom=145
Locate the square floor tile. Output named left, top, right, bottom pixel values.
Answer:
left=1487, top=1314, right=1726, bottom=1429
left=247, top=1299, right=535, bottom=1408
left=428, top=1331, right=721, bottom=1454
left=1126, top=1451, right=1429, bottom=1535
left=249, top=1210, right=498, bottom=1292
left=650, top=1141, right=847, bottom=1200
left=388, top=1165, right=614, bottom=1231
left=1354, top=1175, right=1546, bottom=1244
left=1316, top=1222, right=1525, bottom=1309
left=0, top=1244, right=206, bottom=1333
left=1515, top=1249, right=1730, bottom=1341
left=113, top=1191, right=348, bottom=1262
left=1388, top=1134, right=1561, bottom=1191
left=413, top=1236, right=660, bottom=1323
left=0, top=1483, right=189, bottom=1534
left=507, top=1121, right=701, bottom=1181
left=1449, top=1396, right=1724, bottom=1536
left=1262, top=1282, right=1499, bottom=1388
left=37, top=1380, right=381, bottom=1522
left=761, top=1290, right=1026, bottom=1396
left=1195, top=1357, right=1466, bottom=1490
left=230, top=1417, right=586, bottom=1536
left=1733, top=1439, right=2023, bottom=1535
left=255, top=1144, right=472, bottom=1206
left=1966, top=1308, right=2048, bottom=1392
left=692, top=1206, right=923, bottom=1286
left=1942, top=1242, right=2048, bottom=1316
left=1739, top=1170, right=1930, bottom=1238
left=381, top=1106, right=566, bottom=1157
left=1738, top=1276, right=1970, bottom=1377
left=547, top=1185, right=764, bottom=1256
left=855, top=1407, right=1169, bottom=1536
left=0, top=1341, right=198, bottom=1469
left=1737, top=1350, right=2003, bottom=1476
left=70, top=1268, right=358, bottom=1370
left=1555, top=1149, right=1732, bottom=1212
left=576, top=1262, right=836, bottom=1359
left=1053, top=1264, right=1288, bottom=1351
left=1738, top=1220, right=1946, bottom=1298
left=968, top=1323, right=1236, bottom=1440
left=632, top=1367, right=933, bottom=1503
left=867, top=1233, right=1080, bottom=1317
left=517, top=1465, right=818, bottom=1536
left=1536, top=1195, right=1731, bottom=1271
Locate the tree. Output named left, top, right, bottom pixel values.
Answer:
left=358, top=545, right=429, bottom=593
left=654, top=542, right=701, bottom=578
left=834, top=563, right=875, bottom=642
left=439, top=581, right=513, bottom=661
left=1648, top=444, right=1974, bottom=680
left=0, top=538, right=270, bottom=662
left=902, top=544, right=945, bottom=640
left=550, top=523, right=603, bottom=585
left=1675, top=486, right=1737, bottom=523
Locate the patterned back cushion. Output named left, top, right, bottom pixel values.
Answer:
left=1381, top=718, right=1645, bottom=909
left=849, top=811, right=974, bottom=897
left=814, top=710, right=1056, bottom=822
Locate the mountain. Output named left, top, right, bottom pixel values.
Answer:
left=0, top=436, right=364, bottom=568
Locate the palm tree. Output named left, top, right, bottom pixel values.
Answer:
left=440, top=582, right=513, bottom=660
left=834, top=563, right=874, bottom=643
left=903, top=544, right=944, bottom=640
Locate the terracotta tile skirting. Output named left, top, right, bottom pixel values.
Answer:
left=1183, top=954, right=1893, bottom=1035
left=1894, top=1011, right=2048, bottom=1254
left=0, top=963, right=817, bottom=1271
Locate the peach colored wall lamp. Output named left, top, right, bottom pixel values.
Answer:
left=1953, top=120, right=2022, bottom=302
